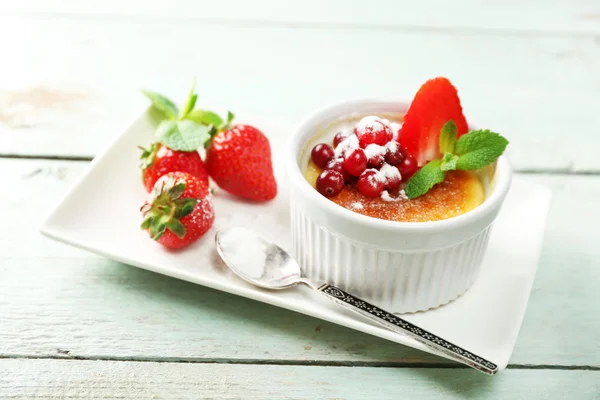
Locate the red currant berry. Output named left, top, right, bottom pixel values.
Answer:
left=311, top=143, right=335, bottom=168
left=364, top=144, right=388, bottom=169
left=399, top=145, right=409, bottom=158
left=398, top=156, right=419, bottom=180
left=380, top=164, right=401, bottom=191
left=316, top=170, right=344, bottom=197
left=385, top=142, right=405, bottom=166
left=354, top=116, right=392, bottom=147
left=357, top=169, right=385, bottom=198
left=342, top=148, right=367, bottom=176
left=333, top=132, right=347, bottom=148
left=326, top=159, right=352, bottom=183
left=367, top=152, right=385, bottom=169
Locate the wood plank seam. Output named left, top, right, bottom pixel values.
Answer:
left=1, top=355, right=598, bottom=371
left=0, top=154, right=93, bottom=162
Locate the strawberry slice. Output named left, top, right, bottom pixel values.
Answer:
left=399, top=77, right=469, bottom=166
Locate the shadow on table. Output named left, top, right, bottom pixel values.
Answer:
left=96, top=259, right=495, bottom=393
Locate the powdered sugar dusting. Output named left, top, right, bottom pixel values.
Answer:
left=381, top=189, right=409, bottom=202
left=334, top=134, right=360, bottom=158
left=379, top=163, right=401, bottom=182
left=350, top=201, right=364, bottom=210
left=380, top=118, right=392, bottom=129
left=390, top=122, right=402, bottom=140
left=336, top=126, right=352, bottom=138
left=369, top=168, right=387, bottom=184
left=217, top=227, right=269, bottom=279
left=364, top=144, right=386, bottom=159
left=347, top=134, right=359, bottom=148
left=356, top=116, right=383, bottom=131
left=385, top=140, right=398, bottom=153
left=380, top=190, right=397, bottom=202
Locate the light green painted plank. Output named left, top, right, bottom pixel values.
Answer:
left=512, top=174, right=600, bottom=366
left=2, top=0, right=599, bottom=34
left=0, top=158, right=599, bottom=367
left=0, top=359, right=599, bottom=399
left=0, top=17, right=598, bottom=171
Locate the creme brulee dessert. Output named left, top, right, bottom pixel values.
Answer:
left=302, top=113, right=488, bottom=222
left=288, top=77, right=511, bottom=313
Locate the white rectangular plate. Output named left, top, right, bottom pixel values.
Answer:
left=40, top=108, right=551, bottom=371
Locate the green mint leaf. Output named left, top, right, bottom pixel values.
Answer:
left=179, top=78, right=198, bottom=119
left=166, top=219, right=186, bottom=238
left=439, top=120, right=457, bottom=154
left=440, top=153, right=458, bottom=172
left=454, top=130, right=509, bottom=171
left=156, top=120, right=211, bottom=151
left=141, top=90, right=178, bottom=120
left=227, top=111, right=235, bottom=124
left=185, top=109, right=224, bottom=128
left=405, top=159, right=446, bottom=199
left=180, top=95, right=198, bottom=119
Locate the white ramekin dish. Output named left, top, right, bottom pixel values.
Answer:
left=284, top=99, right=512, bottom=313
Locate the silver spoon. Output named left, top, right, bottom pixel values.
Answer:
left=215, top=226, right=498, bottom=375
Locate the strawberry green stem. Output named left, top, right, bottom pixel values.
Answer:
left=203, top=110, right=236, bottom=149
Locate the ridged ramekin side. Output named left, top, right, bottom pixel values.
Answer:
left=291, top=198, right=492, bottom=313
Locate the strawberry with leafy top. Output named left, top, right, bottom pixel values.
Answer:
left=140, top=79, right=215, bottom=191
left=204, top=113, right=277, bottom=202
left=141, top=80, right=277, bottom=202
left=140, top=172, right=214, bottom=249
left=139, top=143, right=208, bottom=192
left=400, top=77, right=469, bottom=166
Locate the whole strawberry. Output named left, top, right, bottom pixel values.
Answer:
left=139, top=143, right=209, bottom=192
left=205, top=122, right=277, bottom=202
left=140, top=172, right=214, bottom=249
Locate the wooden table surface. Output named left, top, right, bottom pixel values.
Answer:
left=1, top=1, right=599, bottom=398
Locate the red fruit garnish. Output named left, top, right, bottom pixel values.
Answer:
left=357, top=169, right=385, bottom=198
left=354, top=116, right=392, bottom=147
left=326, top=158, right=352, bottom=183
left=139, top=143, right=209, bottom=192
left=384, top=141, right=405, bottom=166
left=398, top=156, right=419, bottom=180
left=343, top=148, right=367, bottom=176
left=316, top=170, right=345, bottom=197
left=365, top=144, right=387, bottom=169
left=333, top=132, right=347, bottom=148
left=311, top=143, right=335, bottom=168
left=368, top=153, right=385, bottom=169
left=400, top=77, right=468, bottom=166
left=140, top=172, right=214, bottom=250
left=380, top=164, right=402, bottom=191
left=206, top=124, right=277, bottom=202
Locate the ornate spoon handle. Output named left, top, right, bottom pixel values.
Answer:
left=317, top=283, right=498, bottom=375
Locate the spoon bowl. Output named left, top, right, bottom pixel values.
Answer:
left=215, top=227, right=306, bottom=290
